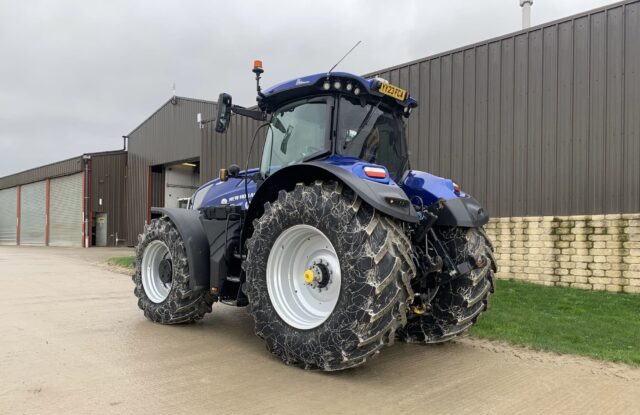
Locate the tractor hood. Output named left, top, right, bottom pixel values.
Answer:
left=193, top=169, right=259, bottom=210
left=401, top=170, right=489, bottom=227
left=400, top=170, right=465, bottom=206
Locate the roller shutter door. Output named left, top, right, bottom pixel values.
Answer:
left=0, top=187, right=17, bottom=245
left=49, top=173, right=83, bottom=247
left=20, top=181, right=46, bottom=246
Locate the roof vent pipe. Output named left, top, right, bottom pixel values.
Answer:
left=171, top=82, right=177, bottom=105
left=520, top=0, right=533, bottom=29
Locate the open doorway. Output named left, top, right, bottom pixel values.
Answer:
left=164, top=161, right=199, bottom=208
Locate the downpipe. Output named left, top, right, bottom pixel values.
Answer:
left=83, top=155, right=91, bottom=248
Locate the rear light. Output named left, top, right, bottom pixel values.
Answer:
left=364, top=166, right=387, bottom=179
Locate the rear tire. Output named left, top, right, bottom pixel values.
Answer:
left=244, top=181, right=416, bottom=370
left=133, top=217, right=214, bottom=324
left=397, top=227, right=495, bottom=343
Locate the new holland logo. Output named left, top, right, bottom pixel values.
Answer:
left=220, top=193, right=255, bottom=205
left=295, top=78, right=310, bottom=86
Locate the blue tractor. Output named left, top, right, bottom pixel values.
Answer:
left=133, top=61, right=496, bottom=371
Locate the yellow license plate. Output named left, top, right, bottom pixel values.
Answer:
left=379, top=82, right=407, bottom=101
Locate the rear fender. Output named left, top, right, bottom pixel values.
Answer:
left=151, top=208, right=210, bottom=292
left=243, top=163, right=417, bottom=242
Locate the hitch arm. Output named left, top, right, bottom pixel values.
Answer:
left=428, top=229, right=474, bottom=285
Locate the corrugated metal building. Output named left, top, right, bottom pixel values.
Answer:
left=200, top=0, right=640, bottom=220
left=125, top=96, right=216, bottom=246
left=0, top=150, right=127, bottom=247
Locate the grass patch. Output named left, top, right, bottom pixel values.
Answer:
left=470, top=279, right=640, bottom=366
left=107, top=256, right=135, bottom=269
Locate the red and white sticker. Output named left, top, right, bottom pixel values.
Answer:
left=363, top=166, right=387, bottom=178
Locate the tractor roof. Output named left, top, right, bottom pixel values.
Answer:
left=258, top=72, right=418, bottom=113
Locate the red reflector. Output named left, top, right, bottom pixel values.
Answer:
left=364, top=167, right=386, bottom=178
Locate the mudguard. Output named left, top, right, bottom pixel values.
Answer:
left=151, top=207, right=210, bottom=291
left=246, top=163, right=418, bottom=230
left=435, top=196, right=489, bottom=228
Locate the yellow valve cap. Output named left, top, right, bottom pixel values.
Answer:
left=303, top=269, right=315, bottom=284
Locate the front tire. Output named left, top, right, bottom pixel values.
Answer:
left=397, top=227, right=495, bottom=343
left=133, top=217, right=214, bottom=324
left=244, top=181, right=416, bottom=370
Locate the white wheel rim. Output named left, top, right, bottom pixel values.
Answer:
left=266, top=224, right=342, bottom=330
left=141, top=240, right=173, bottom=303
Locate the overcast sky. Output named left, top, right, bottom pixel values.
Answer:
left=0, top=0, right=618, bottom=176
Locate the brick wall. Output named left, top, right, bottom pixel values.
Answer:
left=484, top=214, right=640, bottom=293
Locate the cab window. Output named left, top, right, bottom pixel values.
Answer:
left=261, top=98, right=330, bottom=177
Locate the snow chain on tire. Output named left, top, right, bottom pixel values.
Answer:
left=133, top=217, right=214, bottom=324
left=244, top=181, right=416, bottom=370
left=397, top=227, right=495, bottom=343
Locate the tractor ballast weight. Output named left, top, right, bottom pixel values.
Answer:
left=133, top=62, right=496, bottom=371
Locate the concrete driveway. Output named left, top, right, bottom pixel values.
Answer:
left=1, top=246, right=639, bottom=414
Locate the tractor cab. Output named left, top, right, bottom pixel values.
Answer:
left=215, top=63, right=418, bottom=184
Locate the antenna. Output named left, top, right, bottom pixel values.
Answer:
left=328, top=40, right=361, bottom=75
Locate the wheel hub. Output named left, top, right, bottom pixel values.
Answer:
left=159, top=258, right=173, bottom=284
left=304, top=261, right=331, bottom=289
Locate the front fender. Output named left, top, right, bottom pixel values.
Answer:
left=151, top=207, right=210, bottom=291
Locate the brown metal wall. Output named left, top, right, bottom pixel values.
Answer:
left=365, top=0, right=640, bottom=217
left=126, top=97, right=216, bottom=245
left=91, top=152, right=127, bottom=246
left=0, top=157, right=83, bottom=190
left=200, top=111, right=265, bottom=183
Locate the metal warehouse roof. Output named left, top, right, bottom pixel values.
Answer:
left=126, top=96, right=216, bottom=137
left=0, top=149, right=126, bottom=190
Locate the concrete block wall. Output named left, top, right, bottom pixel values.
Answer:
left=484, top=214, right=640, bottom=294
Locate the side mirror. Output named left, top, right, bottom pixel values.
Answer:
left=215, top=93, right=232, bottom=133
